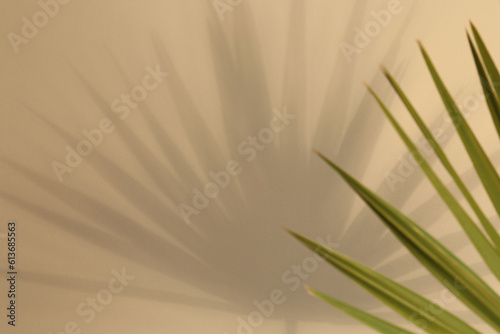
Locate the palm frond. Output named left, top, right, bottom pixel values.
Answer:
left=290, top=22, right=500, bottom=333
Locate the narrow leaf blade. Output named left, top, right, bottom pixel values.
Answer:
left=314, top=152, right=500, bottom=331
left=366, top=83, right=500, bottom=277
left=381, top=67, right=500, bottom=252
left=470, top=23, right=500, bottom=104
left=467, top=30, right=500, bottom=138
left=306, top=286, right=417, bottom=334
left=288, top=230, right=481, bottom=334
left=420, top=42, right=500, bottom=251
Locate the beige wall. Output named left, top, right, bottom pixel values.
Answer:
left=1, top=1, right=500, bottom=333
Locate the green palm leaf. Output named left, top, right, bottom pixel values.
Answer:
left=419, top=41, right=500, bottom=232
left=305, top=286, right=417, bottom=334
left=288, top=230, right=480, bottom=333
left=289, top=22, right=500, bottom=333
left=469, top=23, right=500, bottom=136
left=467, top=30, right=500, bottom=138
left=381, top=67, right=500, bottom=253
left=314, top=152, right=500, bottom=331
left=365, top=83, right=500, bottom=280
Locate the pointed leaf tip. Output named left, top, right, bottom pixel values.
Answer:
left=417, top=39, right=424, bottom=49
left=379, top=64, right=389, bottom=74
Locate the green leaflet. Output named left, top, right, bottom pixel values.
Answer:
left=305, top=286, right=417, bottom=334
left=470, top=23, right=500, bottom=96
left=470, top=23, right=500, bottom=136
left=419, top=41, right=500, bottom=242
left=290, top=23, right=500, bottom=334
left=381, top=67, right=500, bottom=253
left=288, top=230, right=480, bottom=334
left=365, top=83, right=500, bottom=280
left=314, top=152, right=500, bottom=331
left=467, top=30, right=500, bottom=139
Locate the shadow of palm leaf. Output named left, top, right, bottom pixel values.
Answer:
left=1, top=1, right=474, bottom=333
